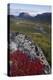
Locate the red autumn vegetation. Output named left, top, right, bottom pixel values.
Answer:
left=9, top=50, right=44, bottom=76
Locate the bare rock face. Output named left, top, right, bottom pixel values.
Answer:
left=9, top=31, right=51, bottom=76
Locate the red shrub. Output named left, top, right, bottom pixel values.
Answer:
left=9, top=50, right=44, bottom=76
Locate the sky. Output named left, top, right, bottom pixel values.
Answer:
left=9, top=3, right=51, bottom=16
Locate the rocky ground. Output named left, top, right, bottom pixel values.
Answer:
left=9, top=31, right=51, bottom=76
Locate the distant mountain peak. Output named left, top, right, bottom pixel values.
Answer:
left=18, top=12, right=32, bottom=19
left=19, top=12, right=30, bottom=16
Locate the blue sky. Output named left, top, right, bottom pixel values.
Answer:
left=9, top=3, right=51, bottom=16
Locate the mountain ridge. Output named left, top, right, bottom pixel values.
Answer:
left=9, top=12, right=51, bottom=23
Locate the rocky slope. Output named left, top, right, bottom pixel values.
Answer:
left=9, top=31, right=51, bottom=76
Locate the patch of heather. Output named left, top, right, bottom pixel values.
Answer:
left=9, top=50, right=44, bottom=76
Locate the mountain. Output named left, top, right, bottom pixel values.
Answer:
left=9, top=12, right=51, bottom=23
left=34, top=13, right=51, bottom=23
left=18, top=12, right=33, bottom=19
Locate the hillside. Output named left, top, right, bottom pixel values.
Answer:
left=9, top=12, right=51, bottom=66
